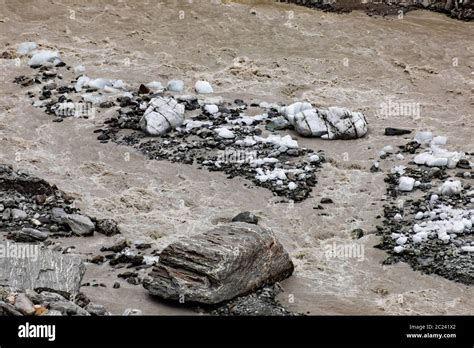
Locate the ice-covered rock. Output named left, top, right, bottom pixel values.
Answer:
left=88, top=78, right=113, bottom=90
left=432, top=135, right=447, bottom=145
left=73, top=65, right=86, bottom=75
left=383, top=145, right=394, bottom=153
left=204, top=104, right=219, bottom=114
left=215, top=127, right=235, bottom=139
left=16, top=42, right=37, bottom=55
left=28, top=50, right=62, bottom=67
left=414, top=146, right=464, bottom=168
left=75, top=76, right=90, bottom=92
left=396, top=236, right=408, bottom=245
left=394, top=246, right=404, bottom=253
left=439, top=179, right=462, bottom=196
left=284, top=104, right=368, bottom=140
left=281, top=102, right=313, bottom=125
left=195, top=80, right=213, bottom=94
left=184, top=120, right=212, bottom=131
left=167, top=80, right=184, bottom=92
left=146, top=81, right=164, bottom=90
left=398, top=176, right=415, bottom=192
left=112, top=80, right=125, bottom=89
left=255, top=134, right=298, bottom=149
left=415, top=212, right=424, bottom=220
left=414, top=131, right=433, bottom=144
left=139, top=97, right=185, bottom=136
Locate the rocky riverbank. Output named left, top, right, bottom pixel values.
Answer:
left=0, top=163, right=296, bottom=315
left=374, top=131, right=473, bottom=285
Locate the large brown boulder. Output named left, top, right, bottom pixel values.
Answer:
left=143, top=223, right=294, bottom=304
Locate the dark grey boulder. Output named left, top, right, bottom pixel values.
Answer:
left=51, top=208, right=94, bottom=236
left=143, top=222, right=294, bottom=304
left=0, top=301, right=23, bottom=316
left=232, top=211, right=259, bottom=225
left=96, top=218, right=120, bottom=236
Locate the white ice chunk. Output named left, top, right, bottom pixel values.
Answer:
left=204, top=104, right=219, bottom=114
left=167, top=80, right=184, bottom=92
left=28, top=50, right=62, bottom=67
left=432, top=135, right=447, bottom=145
left=74, top=65, right=86, bottom=74
left=195, top=80, right=213, bottom=94
left=439, top=180, right=462, bottom=196
left=215, top=127, right=235, bottom=139
left=146, top=81, right=164, bottom=90
left=398, top=176, right=415, bottom=192
left=414, top=131, right=433, bottom=144
left=17, top=42, right=37, bottom=55
left=396, top=236, right=408, bottom=245
left=88, top=78, right=113, bottom=90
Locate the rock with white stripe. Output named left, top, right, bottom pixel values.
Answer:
left=282, top=102, right=368, bottom=140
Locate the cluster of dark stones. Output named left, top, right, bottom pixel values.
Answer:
left=285, top=0, right=473, bottom=20
left=101, top=95, right=324, bottom=202
left=0, top=164, right=119, bottom=239
left=375, top=141, right=473, bottom=285
left=0, top=286, right=109, bottom=316
left=14, top=61, right=325, bottom=203
left=376, top=191, right=473, bottom=285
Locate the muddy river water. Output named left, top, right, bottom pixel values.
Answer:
left=0, top=0, right=473, bottom=314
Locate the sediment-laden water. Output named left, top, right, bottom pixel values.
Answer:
left=0, top=0, right=473, bottom=314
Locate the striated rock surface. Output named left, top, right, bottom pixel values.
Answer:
left=0, top=242, right=85, bottom=293
left=282, top=102, right=368, bottom=140
left=143, top=222, right=294, bottom=304
left=139, top=96, right=185, bottom=136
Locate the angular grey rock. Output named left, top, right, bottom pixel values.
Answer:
left=11, top=228, right=48, bottom=243
left=143, top=222, right=294, bottom=304
left=167, top=80, right=184, bottom=92
left=51, top=208, right=94, bottom=236
left=51, top=207, right=68, bottom=222
left=63, top=214, right=95, bottom=236
left=195, top=80, right=213, bottom=94
left=85, top=302, right=109, bottom=316
left=25, top=290, right=65, bottom=304
left=0, top=242, right=85, bottom=293
left=47, top=300, right=90, bottom=316
left=0, top=300, right=23, bottom=316
left=139, top=97, right=185, bottom=136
